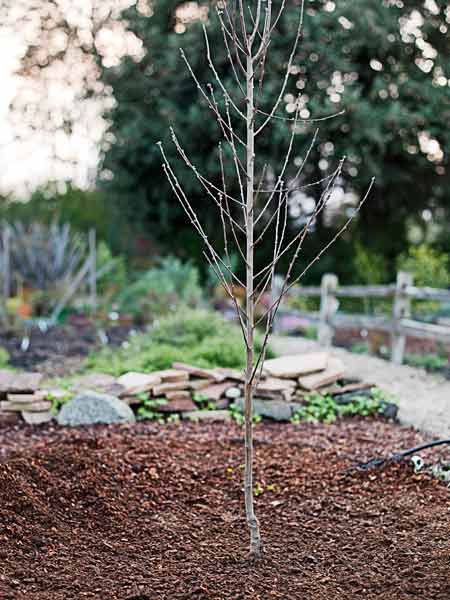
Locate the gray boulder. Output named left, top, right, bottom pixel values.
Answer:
left=233, top=397, right=293, bottom=421
left=57, top=390, right=135, bottom=426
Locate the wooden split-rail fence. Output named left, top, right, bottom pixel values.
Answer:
left=272, top=271, right=450, bottom=365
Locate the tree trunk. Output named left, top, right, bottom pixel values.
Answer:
left=244, top=52, right=262, bottom=560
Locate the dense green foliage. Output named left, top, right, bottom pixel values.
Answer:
left=397, top=244, right=449, bottom=289
left=99, top=0, right=450, bottom=280
left=84, top=309, right=274, bottom=375
left=0, top=185, right=113, bottom=242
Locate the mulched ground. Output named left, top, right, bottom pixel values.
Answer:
left=0, top=324, right=136, bottom=375
left=0, top=419, right=449, bottom=600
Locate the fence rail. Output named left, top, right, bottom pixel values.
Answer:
left=273, top=271, right=450, bottom=365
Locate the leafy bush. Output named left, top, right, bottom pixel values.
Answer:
left=397, top=244, right=449, bottom=289
left=397, top=244, right=450, bottom=315
left=84, top=309, right=275, bottom=375
left=353, top=242, right=388, bottom=286
left=116, top=257, right=202, bottom=320
left=0, top=347, right=10, bottom=368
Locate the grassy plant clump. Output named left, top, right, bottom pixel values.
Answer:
left=0, top=347, right=10, bottom=368
left=350, top=342, right=370, bottom=355
left=403, top=352, right=448, bottom=372
left=291, top=387, right=396, bottom=424
left=84, top=309, right=275, bottom=376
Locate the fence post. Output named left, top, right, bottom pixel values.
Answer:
left=88, top=229, right=97, bottom=316
left=318, top=273, right=338, bottom=347
left=2, top=225, right=10, bottom=300
left=391, top=270, right=413, bottom=365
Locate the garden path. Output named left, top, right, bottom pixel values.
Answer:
left=271, top=335, right=450, bottom=438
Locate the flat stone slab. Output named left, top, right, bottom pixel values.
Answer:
left=159, top=398, right=197, bottom=412
left=263, top=353, right=329, bottom=378
left=152, top=381, right=190, bottom=396
left=57, top=391, right=135, bottom=427
left=0, top=370, right=43, bottom=394
left=22, top=411, right=53, bottom=425
left=200, top=382, right=236, bottom=401
left=298, top=358, right=345, bottom=391
left=150, top=369, right=189, bottom=383
left=172, top=362, right=225, bottom=382
left=117, top=372, right=162, bottom=396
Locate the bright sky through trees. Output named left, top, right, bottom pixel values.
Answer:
left=0, top=0, right=448, bottom=197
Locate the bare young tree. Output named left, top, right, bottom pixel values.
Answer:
left=158, top=0, right=373, bottom=560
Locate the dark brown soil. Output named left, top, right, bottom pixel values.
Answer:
left=333, top=326, right=450, bottom=359
left=0, top=324, right=136, bottom=375
left=0, top=420, right=449, bottom=600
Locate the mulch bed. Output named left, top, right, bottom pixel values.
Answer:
left=0, top=419, right=449, bottom=600
left=0, top=324, right=136, bottom=376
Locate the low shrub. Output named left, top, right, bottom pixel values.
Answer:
left=397, top=244, right=450, bottom=316
left=84, top=309, right=275, bottom=375
left=116, top=256, right=203, bottom=321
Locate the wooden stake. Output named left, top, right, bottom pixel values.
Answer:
left=318, top=273, right=338, bottom=347
left=89, top=229, right=97, bottom=316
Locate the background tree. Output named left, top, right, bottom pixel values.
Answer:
left=99, top=0, right=450, bottom=278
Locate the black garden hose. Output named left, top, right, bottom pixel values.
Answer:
left=352, top=438, right=450, bottom=471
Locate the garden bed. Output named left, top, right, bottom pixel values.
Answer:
left=0, top=324, right=137, bottom=376
left=0, top=419, right=449, bottom=599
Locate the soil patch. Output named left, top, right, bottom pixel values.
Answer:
left=0, top=324, right=136, bottom=376
left=0, top=420, right=449, bottom=599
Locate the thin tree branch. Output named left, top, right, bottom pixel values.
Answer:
left=158, top=142, right=246, bottom=289
left=255, top=0, right=305, bottom=136
left=203, top=24, right=247, bottom=119
left=219, top=143, right=248, bottom=265
left=254, top=101, right=302, bottom=226
left=255, top=107, right=345, bottom=124
left=170, top=128, right=245, bottom=232
left=180, top=48, right=246, bottom=147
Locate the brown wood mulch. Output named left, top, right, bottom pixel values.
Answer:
left=0, top=419, right=449, bottom=600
